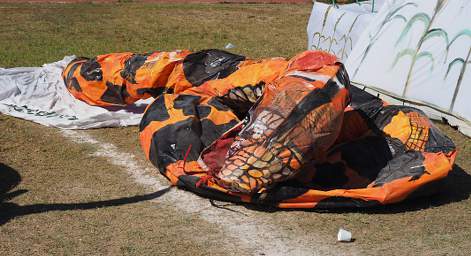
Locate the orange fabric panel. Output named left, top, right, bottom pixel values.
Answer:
left=63, top=50, right=190, bottom=107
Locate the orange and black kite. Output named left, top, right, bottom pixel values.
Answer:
left=63, top=49, right=457, bottom=209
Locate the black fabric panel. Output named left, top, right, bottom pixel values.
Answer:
left=64, top=60, right=85, bottom=91
left=255, top=185, right=310, bottom=204
left=120, top=53, right=149, bottom=84
left=80, top=57, right=103, bottom=81
left=200, top=119, right=239, bottom=147
left=315, top=196, right=381, bottom=209
left=385, top=137, right=407, bottom=157
left=136, top=87, right=169, bottom=98
left=338, top=136, right=396, bottom=181
left=207, top=97, right=231, bottom=111
left=183, top=49, right=245, bottom=86
left=335, top=62, right=351, bottom=90
left=197, top=105, right=212, bottom=119
left=270, top=79, right=339, bottom=140
left=349, top=86, right=383, bottom=119
left=177, top=175, right=243, bottom=203
left=65, top=60, right=83, bottom=83
left=139, top=95, right=170, bottom=131
left=425, top=125, right=456, bottom=154
left=148, top=118, right=204, bottom=172
left=173, top=94, right=201, bottom=116
left=69, top=78, right=82, bottom=92
left=100, top=82, right=130, bottom=105
left=311, top=162, right=349, bottom=190
left=373, top=151, right=427, bottom=187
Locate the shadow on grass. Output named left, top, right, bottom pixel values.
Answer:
left=243, top=165, right=471, bottom=213
left=0, top=163, right=171, bottom=226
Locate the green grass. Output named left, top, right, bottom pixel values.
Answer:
left=0, top=3, right=310, bottom=67
left=1, top=2, right=470, bottom=256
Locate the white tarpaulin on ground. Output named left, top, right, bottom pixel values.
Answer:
left=345, top=0, right=471, bottom=136
left=307, top=1, right=385, bottom=61
left=0, top=56, right=152, bottom=129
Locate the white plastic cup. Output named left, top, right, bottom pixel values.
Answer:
left=337, top=228, right=352, bottom=242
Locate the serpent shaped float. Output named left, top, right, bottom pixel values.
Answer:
left=63, top=49, right=456, bottom=209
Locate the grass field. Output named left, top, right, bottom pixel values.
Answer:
left=1, top=2, right=471, bottom=255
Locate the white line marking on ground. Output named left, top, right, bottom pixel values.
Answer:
left=61, top=129, right=350, bottom=256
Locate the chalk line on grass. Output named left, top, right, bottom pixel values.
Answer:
left=61, top=129, right=349, bottom=256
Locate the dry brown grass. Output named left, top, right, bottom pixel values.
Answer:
left=1, top=2, right=470, bottom=255
left=0, top=115, right=243, bottom=255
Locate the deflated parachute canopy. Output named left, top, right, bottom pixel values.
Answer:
left=63, top=49, right=457, bottom=209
